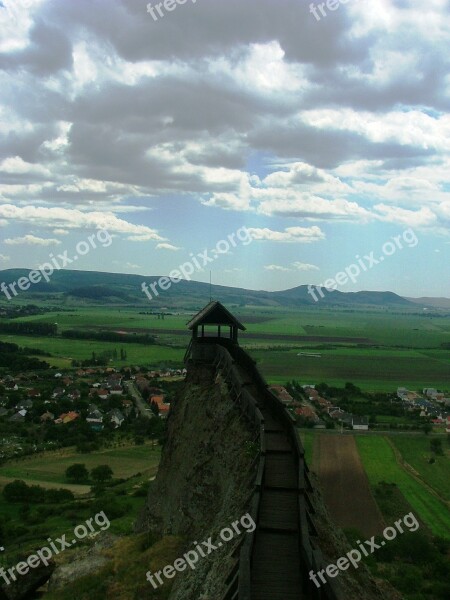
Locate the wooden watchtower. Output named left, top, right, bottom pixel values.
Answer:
left=184, top=301, right=246, bottom=362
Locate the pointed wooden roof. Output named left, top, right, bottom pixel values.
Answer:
left=187, top=301, right=246, bottom=331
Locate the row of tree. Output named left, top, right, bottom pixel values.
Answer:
left=62, top=329, right=156, bottom=344
left=65, top=463, right=113, bottom=483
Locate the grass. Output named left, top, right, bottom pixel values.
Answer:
left=249, top=346, right=450, bottom=391
left=43, top=534, right=184, bottom=600
left=390, top=435, right=450, bottom=501
left=298, top=429, right=315, bottom=464
left=0, top=442, right=161, bottom=490
left=355, top=435, right=450, bottom=539
left=2, top=333, right=184, bottom=367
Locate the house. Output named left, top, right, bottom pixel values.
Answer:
left=68, top=389, right=81, bottom=401
left=314, top=419, right=327, bottom=429
left=52, top=387, right=65, bottom=399
left=336, top=412, right=353, bottom=426
left=295, top=406, right=318, bottom=421
left=150, top=394, right=170, bottom=417
left=27, top=388, right=41, bottom=399
left=329, top=408, right=344, bottom=419
left=86, top=410, right=104, bottom=431
left=9, top=410, right=27, bottom=422
left=446, top=416, right=450, bottom=434
left=55, top=411, right=79, bottom=424
left=110, top=385, right=123, bottom=396
left=5, top=381, right=18, bottom=391
left=305, top=387, right=319, bottom=400
left=150, top=394, right=166, bottom=406
left=315, top=397, right=332, bottom=410
left=40, top=411, right=55, bottom=422
left=352, top=416, right=369, bottom=431
left=269, top=385, right=294, bottom=405
left=90, top=388, right=109, bottom=400
left=108, top=409, right=125, bottom=428
left=0, top=408, right=9, bottom=418
left=157, top=403, right=170, bottom=417
left=423, top=388, right=438, bottom=398
left=16, top=399, right=33, bottom=411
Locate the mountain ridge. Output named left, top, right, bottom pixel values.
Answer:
left=0, top=268, right=429, bottom=308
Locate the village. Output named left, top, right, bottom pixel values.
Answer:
left=0, top=366, right=186, bottom=461
left=270, top=382, right=450, bottom=434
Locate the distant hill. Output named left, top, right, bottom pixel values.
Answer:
left=0, top=268, right=417, bottom=308
left=406, top=297, right=450, bottom=309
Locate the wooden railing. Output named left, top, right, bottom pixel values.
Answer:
left=186, top=339, right=341, bottom=600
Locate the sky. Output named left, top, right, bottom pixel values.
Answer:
left=0, top=0, right=449, bottom=298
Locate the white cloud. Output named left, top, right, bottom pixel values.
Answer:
left=292, top=262, right=319, bottom=271
left=5, top=234, right=61, bottom=246
left=264, top=264, right=291, bottom=272
left=0, top=254, right=10, bottom=261
left=0, top=204, right=164, bottom=242
left=248, top=226, right=325, bottom=243
left=0, top=156, right=50, bottom=176
left=113, top=260, right=142, bottom=270
left=156, top=243, right=181, bottom=251
left=374, top=204, right=437, bottom=228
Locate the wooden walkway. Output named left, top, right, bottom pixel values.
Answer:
left=250, top=405, right=303, bottom=599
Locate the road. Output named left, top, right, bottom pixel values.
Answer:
left=125, top=381, right=154, bottom=419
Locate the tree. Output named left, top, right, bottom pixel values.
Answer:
left=91, top=465, right=113, bottom=483
left=3, top=480, right=29, bottom=502
left=65, top=463, right=89, bottom=483
left=422, top=423, right=432, bottom=435
left=430, top=438, right=444, bottom=456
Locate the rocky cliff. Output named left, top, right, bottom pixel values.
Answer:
left=136, top=364, right=256, bottom=599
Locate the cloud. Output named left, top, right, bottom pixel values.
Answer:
left=0, top=253, right=10, bottom=261
left=156, top=242, right=181, bottom=251
left=264, top=261, right=319, bottom=272
left=113, top=260, right=142, bottom=270
left=248, top=226, right=325, bottom=243
left=4, top=234, right=61, bottom=246
left=264, top=264, right=291, bottom=272
left=292, top=262, right=319, bottom=271
left=0, top=204, right=164, bottom=242
left=374, top=204, right=437, bottom=228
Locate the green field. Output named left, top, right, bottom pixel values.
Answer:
left=4, top=304, right=450, bottom=390
left=298, top=430, right=315, bottom=464
left=355, top=435, right=450, bottom=539
left=2, top=333, right=184, bottom=368
left=0, top=443, right=161, bottom=490
left=390, top=436, right=450, bottom=501
left=250, top=346, right=450, bottom=391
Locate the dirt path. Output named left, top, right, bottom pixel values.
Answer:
left=314, top=434, right=384, bottom=537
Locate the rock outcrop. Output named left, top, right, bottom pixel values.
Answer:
left=136, top=364, right=256, bottom=599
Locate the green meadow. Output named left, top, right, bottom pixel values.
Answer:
left=355, top=435, right=450, bottom=539
left=3, top=304, right=450, bottom=390
left=0, top=443, right=161, bottom=490
left=249, top=346, right=450, bottom=391
left=390, top=436, right=450, bottom=501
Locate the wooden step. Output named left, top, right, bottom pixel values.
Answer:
left=259, top=489, right=299, bottom=532
left=251, top=531, right=302, bottom=599
left=264, top=453, right=298, bottom=490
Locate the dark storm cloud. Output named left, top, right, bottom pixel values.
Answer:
left=0, top=0, right=448, bottom=218
left=39, top=0, right=362, bottom=66
left=0, top=20, right=72, bottom=75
